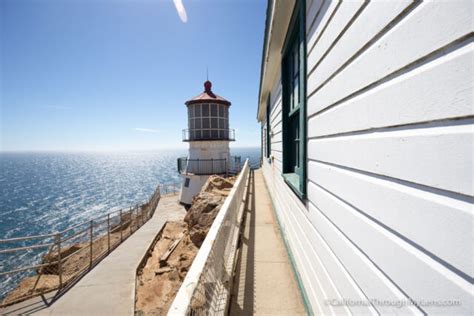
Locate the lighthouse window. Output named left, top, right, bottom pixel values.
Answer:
left=195, top=119, right=201, bottom=129
left=202, top=104, right=209, bottom=116
left=211, top=118, right=218, bottom=128
left=219, top=105, right=224, bottom=117
left=211, top=104, right=218, bottom=116
left=281, top=0, right=306, bottom=199
left=203, top=118, right=209, bottom=128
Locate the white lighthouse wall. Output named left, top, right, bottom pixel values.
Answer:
left=188, top=140, right=230, bottom=162
left=179, top=174, right=210, bottom=205
left=260, top=0, right=473, bottom=315
left=179, top=140, right=231, bottom=204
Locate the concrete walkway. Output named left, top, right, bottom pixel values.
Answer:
left=2, top=194, right=186, bottom=316
left=230, top=169, right=306, bottom=315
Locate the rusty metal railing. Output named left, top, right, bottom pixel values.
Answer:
left=0, top=182, right=181, bottom=307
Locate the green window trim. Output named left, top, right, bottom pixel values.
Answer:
left=266, top=93, right=271, bottom=159
left=281, top=0, right=307, bottom=200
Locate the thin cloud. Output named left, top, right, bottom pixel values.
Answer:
left=173, top=0, right=188, bottom=23
left=133, top=128, right=160, bottom=133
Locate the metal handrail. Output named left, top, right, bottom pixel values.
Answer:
left=177, top=156, right=242, bottom=175
left=182, top=128, right=236, bottom=141
left=0, top=182, right=178, bottom=307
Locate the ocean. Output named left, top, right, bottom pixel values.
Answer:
left=0, top=147, right=260, bottom=298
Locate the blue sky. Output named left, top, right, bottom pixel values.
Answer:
left=0, top=0, right=266, bottom=151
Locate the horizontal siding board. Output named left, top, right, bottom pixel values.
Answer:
left=309, top=43, right=474, bottom=138
left=271, top=131, right=282, bottom=143
left=307, top=0, right=339, bottom=57
left=308, top=124, right=474, bottom=196
left=307, top=182, right=473, bottom=314
left=272, top=150, right=283, bottom=163
left=306, top=0, right=323, bottom=33
left=306, top=197, right=421, bottom=315
left=307, top=0, right=366, bottom=75
left=307, top=0, right=413, bottom=96
left=270, top=98, right=282, bottom=122
left=308, top=160, right=473, bottom=277
left=307, top=0, right=473, bottom=116
left=271, top=141, right=282, bottom=152
left=272, top=122, right=282, bottom=135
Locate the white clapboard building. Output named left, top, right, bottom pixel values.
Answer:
left=257, top=0, right=473, bottom=314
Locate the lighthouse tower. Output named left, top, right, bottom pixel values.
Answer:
left=178, top=80, right=236, bottom=205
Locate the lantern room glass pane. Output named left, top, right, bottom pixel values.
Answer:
left=219, top=105, right=224, bottom=117
left=219, top=118, right=224, bottom=129
left=202, top=104, right=209, bottom=116
left=203, top=118, right=209, bottom=128
left=195, top=119, right=201, bottom=129
left=211, top=104, right=217, bottom=116
left=211, top=118, right=218, bottom=128
left=195, top=104, right=201, bottom=117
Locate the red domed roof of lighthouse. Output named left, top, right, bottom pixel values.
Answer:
left=185, top=81, right=231, bottom=106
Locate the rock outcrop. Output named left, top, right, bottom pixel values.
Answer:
left=135, top=175, right=235, bottom=315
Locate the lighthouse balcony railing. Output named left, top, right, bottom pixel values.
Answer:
left=177, top=156, right=242, bottom=176
left=182, top=128, right=235, bottom=142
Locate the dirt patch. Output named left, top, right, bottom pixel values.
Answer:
left=135, top=175, right=235, bottom=315
left=135, top=221, right=197, bottom=315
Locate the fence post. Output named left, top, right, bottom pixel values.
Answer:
left=107, top=213, right=111, bottom=252
left=135, top=205, right=139, bottom=231
left=56, top=233, right=63, bottom=289
left=89, top=220, right=93, bottom=268
left=130, top=207, right=133, bottom=235
left=120, top=209, right=123, bottom=242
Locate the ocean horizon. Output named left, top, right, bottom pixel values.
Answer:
left=0, top=147, right=260, bottom=297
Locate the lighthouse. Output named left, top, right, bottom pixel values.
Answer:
left=177, top=80, right=237, bottom=205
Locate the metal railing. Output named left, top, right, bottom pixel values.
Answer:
left=182, top=129, right=236, bottom=142
left=0, top=182, right=181, bottom=307
left=177, top=156, right=242, bottom=176
left=168, top=159, right=250, bottom=315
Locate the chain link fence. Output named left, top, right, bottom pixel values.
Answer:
left=168, top=159, right=250, bottom=315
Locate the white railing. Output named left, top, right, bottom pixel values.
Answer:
left=168, top=159, right=250, bottom=315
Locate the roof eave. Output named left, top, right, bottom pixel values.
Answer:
left=257, top=0, right=296, bottom=122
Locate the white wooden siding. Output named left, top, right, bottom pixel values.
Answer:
left=260, top=0, right=473, bottom=314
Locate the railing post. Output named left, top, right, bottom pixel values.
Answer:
left=89, top=220, right=93, bottom=268
left=120, top=209, right=123, bottom=242
left=56, top=233, right=63, bottom=289
left=136, top=205, right=139, bottom=230
left=107, top=213, right=111, bottom=252
left=130, top=207, right=133, bottom=235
